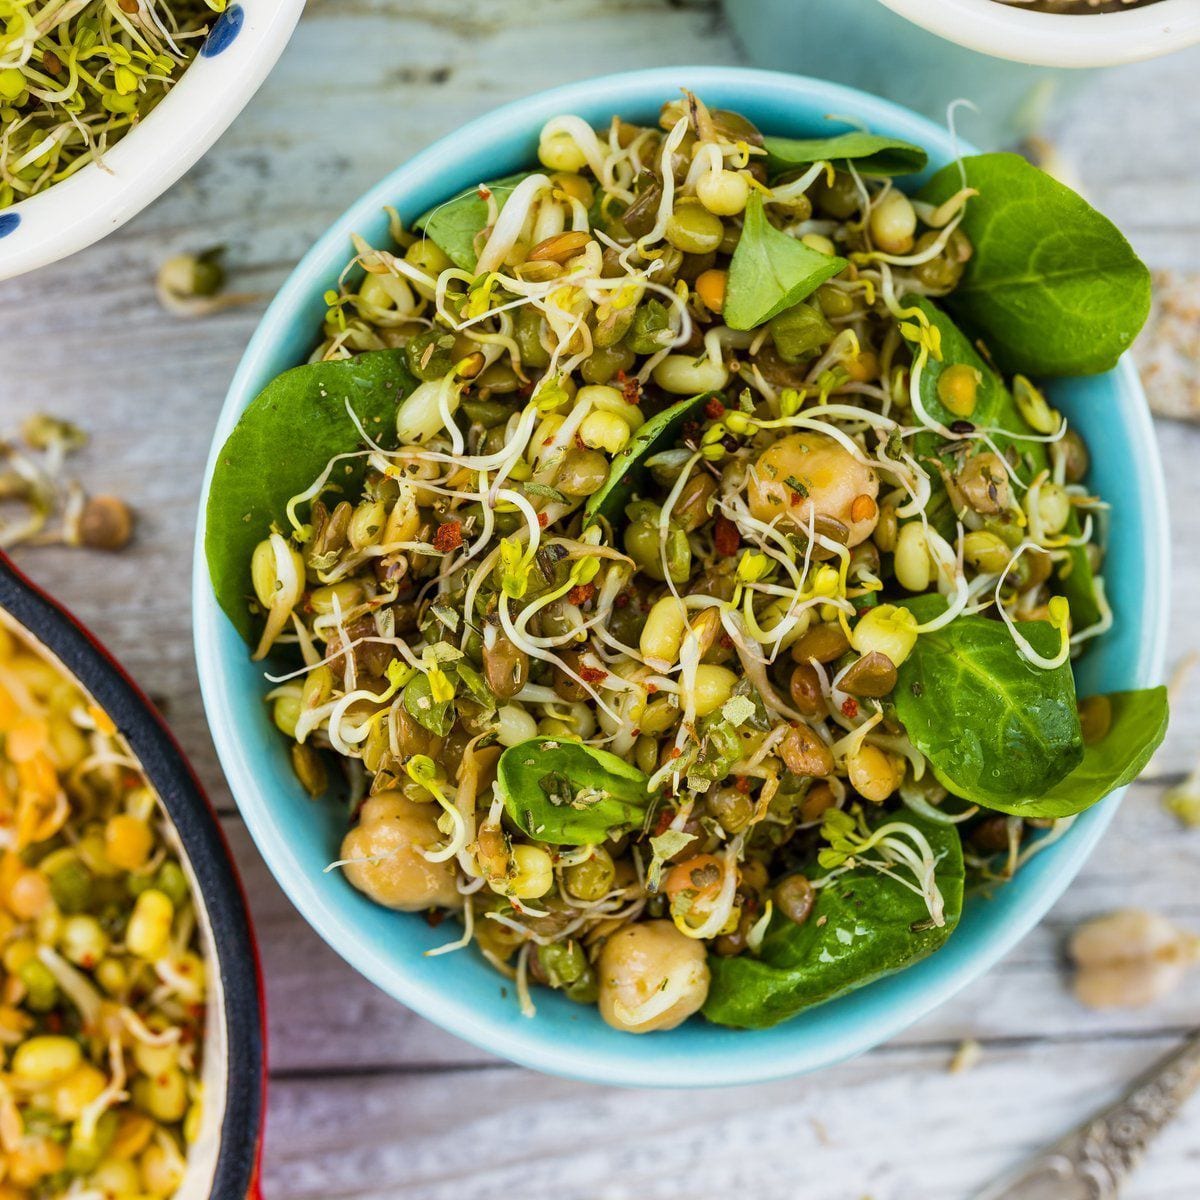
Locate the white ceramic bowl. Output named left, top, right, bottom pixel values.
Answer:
left=0, top=0, right=305, bottom=282
left=881, top=0, right=1200, bottom=67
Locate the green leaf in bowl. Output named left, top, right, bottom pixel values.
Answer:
left=704, top=815, right=963, bottom=1028
left=583, top=391, right=715, bottom=528
left=495, top=737, right=653, bottom=845
left=414, top=172, right=531, bottom=271
left=893, top=595, right=1083, bottom=809
left=762, top=131, right=927, bottom=177
left=205, top=349, right=417, bottom=644
left=724, top=192, right=847, bottom=331
left=917, top=153, right=1151, bottom=377
left=979, top=687, right=1168, bottom=819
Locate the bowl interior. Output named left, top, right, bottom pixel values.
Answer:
left=194, top=66, right=1168, bottom=1087
left=0, top=567, right=263, bottom=1189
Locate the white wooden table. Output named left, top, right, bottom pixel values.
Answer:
left=3, top=2, right=1200, bottom=1196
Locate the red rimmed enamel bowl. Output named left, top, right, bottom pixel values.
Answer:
left=0, top=551, right=266, bottom=1198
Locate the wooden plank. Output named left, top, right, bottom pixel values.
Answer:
left=258, top=1037, right=1200, bottom=1200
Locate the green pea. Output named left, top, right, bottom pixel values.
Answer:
left=155, top=860, right=189, bottom=909
left=461, top=398, right=513, bottom=428
left=564, top=848, right=615, bottom=901
left=624, top=520, right=690, bottom=583
left=815, top=283, right=855, bottom=319
left=405, top=328, right=456, bottom=381
left=50, top=860, right=93, bottom=914
left=813, top=170, right=860, bottom=218
left=564, top=964, right=599, bottom=1004
left=581, top=344, right=636, bottom=385
left=665, top=205, right=724, bottom=255
left=770, top=302, right=834, bottom=363
left=19, top=959, right=59, bottom=1011
left=625, top=299, right=672, bottom=355
left=515, top=306, right=551, bottom=368
left=537, top=940, right=588, bottom=988
left=608, top=600, right=646, bottom=648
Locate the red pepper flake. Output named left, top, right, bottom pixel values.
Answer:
left=617, top=370, right=641, bottom=404
left=669, top=746, right=682, bottom=759
left=841, top=697, right=860, bottom=718
left=538, top=512, right=549, bottom=528
left=424, top=909, right=446, bottom=928
left=567, top=582, right=596, bottom=606
left=653, top=808, right=674, bottom=836
left=734, top=776, right=751, bottom=794
left=719, top=632, right=734, bottom=649
left=704, top=396, right=726, bottom=420
left=614, top=593, right=629, bottom=609
left=579, top=665, right=608, bottom=684
left=574, top=432, right=587, bottom=450
left=789, top=490, right=802, bottom=507
left=432, top=521, right=463, bottom=553
left=714, top=514, right=740, bottom=557
left=645, top=682, right=659, bottom=694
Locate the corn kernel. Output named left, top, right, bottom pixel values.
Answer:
left=105, top=814, right=154, bottom=872
left=126, top=889, right=174, bottom=960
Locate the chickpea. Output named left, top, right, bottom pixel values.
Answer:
left=597, top=920, right=710, bottom=1033
left=847, top=743, right=902, bottom=803
left=748, top=432, right=879, bottom=547
left=339, top=793, right=461, bottom=912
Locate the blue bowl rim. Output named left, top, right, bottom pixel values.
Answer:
left=192, top=65, right=1169, bottom=1087
left=0, top=552, right=266, bottom=1189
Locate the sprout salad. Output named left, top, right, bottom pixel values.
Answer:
left=0, top=616, right=205, bottom=1194
left=208, top=92, right=1166, bottom=1032
left=0, top=0, right=225, bottom=210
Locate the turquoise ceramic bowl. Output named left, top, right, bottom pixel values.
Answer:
left=193, top=67, right=1168, bottom=1086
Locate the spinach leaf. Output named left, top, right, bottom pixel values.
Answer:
left=893, top=595, right=1083, bottom=808
left=495, top=737, right=653, bottom=845
left=205, top=350, right=417, bottom=644
left=724, top=192, right=847, bottom=331
left=981, top=687, right=1168, bottom=818
left=763, top=131, right=927, bottom=178
left=917, top=153, right=1151, bottom=377
left=905, top=299, right=1103, bottom=630
left=583, top=392, right=713, bottom=527
left=703, top=815, right=963, bottom=1028
left=414, top=172, right=530, bottom=272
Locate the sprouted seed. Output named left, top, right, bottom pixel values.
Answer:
left=223, top=92, right=1161, bottom=1033
left=155, top=246, right=258, bottom=317
left=0, top=416, right=134, bottom=551
left=0, top=614, right=206, bottom=1196
left=0, top=0, right=225, bottom=209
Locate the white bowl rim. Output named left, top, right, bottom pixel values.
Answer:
left=878, top=0, right=1200, bottom=67
left=192, top=64, right=1170, bottom=1087
left=0, top=0, right=305, bottom=282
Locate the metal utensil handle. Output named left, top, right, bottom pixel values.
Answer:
left=974, top=1032, right=1200, bottom=1200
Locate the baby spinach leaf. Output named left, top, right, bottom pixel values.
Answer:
left=918, top=153, right=1151, bottom=377
left=205, top=350, right=417, bottom=644
left=583, top=392, right=714, bottom=527
left=762, top=131, right=927, bottom=178
left=414, top=172, right=530, bottom=272
left=981, top=687, right=1168, bottom=819
left=894, top=595, right=1083, bottom=808
left=724, top=192, right=847, bottom=331
left=703, top=815, right=963, bottom=1028
left=496, top=737, right=653, bottom=845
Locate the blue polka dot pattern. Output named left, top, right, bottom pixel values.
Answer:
left=0, top=212, right=19, bottom=238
